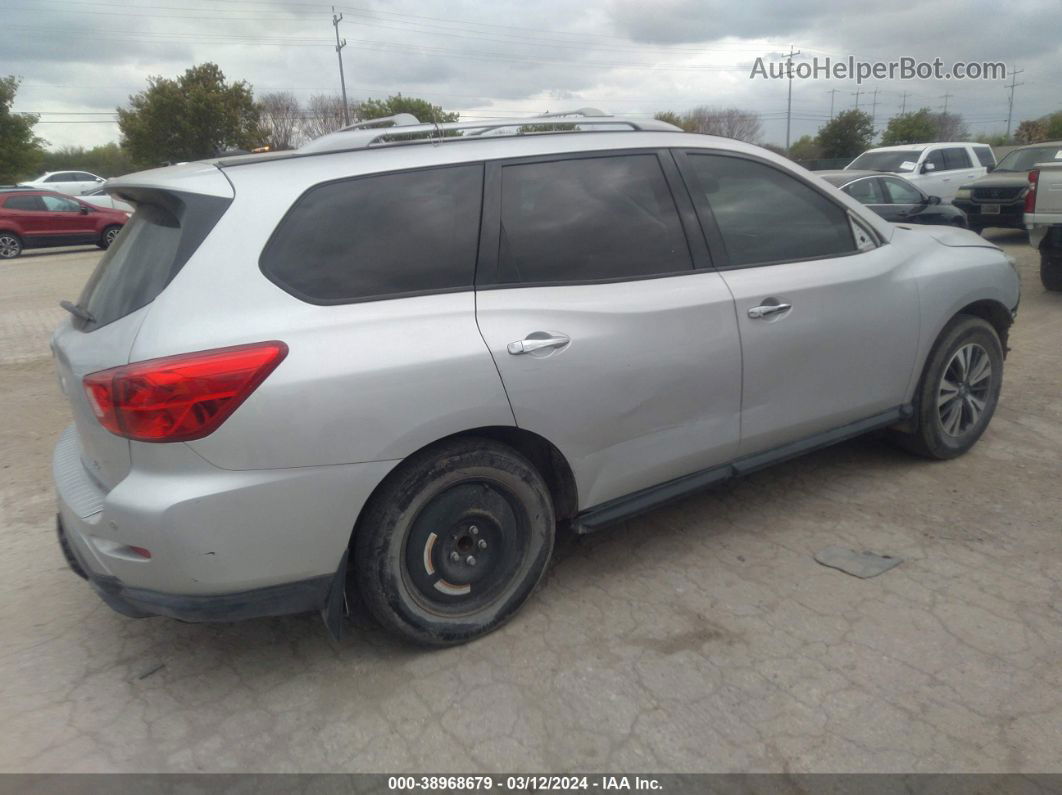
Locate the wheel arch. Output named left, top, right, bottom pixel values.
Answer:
left=348, top=425, right=579, bottom=552
left=955, top=299, right=1013, bottom=356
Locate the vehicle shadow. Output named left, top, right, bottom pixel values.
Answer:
left=18, top=246, right=102, bottom=259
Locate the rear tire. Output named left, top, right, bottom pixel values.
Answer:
left=98, top=225, right=122, bottom=249
left=892, top=315, right=1003, bottom=460
left=0, top=232, right=22, bottom=259
left=353, top=437, right=555, bottom=646
left=1041, top=246, right=1062, bottom=292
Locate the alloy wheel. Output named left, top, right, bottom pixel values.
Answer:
left=937, top=343, right=992, bottom=437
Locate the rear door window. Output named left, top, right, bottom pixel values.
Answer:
left=4, top=195, right=46, bottom=211
left=260, top=164, right=483, bottom=304
left=973, top=147, right=995, bottom=168
left=843, top=178, right=886, bottom=204
left=942, top=147, right=973, bottom=170
left=492, top=154, right=692, bottom=285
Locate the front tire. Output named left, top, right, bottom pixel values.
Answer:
left=0, top=232, right=23, bottom=259
left=98, top=225, right=122, bottom=249
left=894, top=315, right=1003, bottom=459
left=354, top=437, right=555, bottom=646
left=1041, top=246, right=1062, bottom=292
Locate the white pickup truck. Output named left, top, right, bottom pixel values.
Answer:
left=1026, top=161, right=1062, bottom=291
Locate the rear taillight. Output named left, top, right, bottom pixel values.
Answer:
left=83, top=341, right=288, bottom=442
left=1024, top=169, right=1039, bottom=214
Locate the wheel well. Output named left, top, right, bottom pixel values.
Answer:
left=957, top=300, right=1012, bottom=355
left=348, top=426, right=579, bottom=553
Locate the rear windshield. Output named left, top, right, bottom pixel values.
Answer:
left=77, top=191, right=230, bottom=329
left=847, top=150, right=921, bottom=173
left=994, top=146, right=1062, bottom=172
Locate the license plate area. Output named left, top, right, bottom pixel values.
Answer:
left=982, top=204, right=1001, bottom=214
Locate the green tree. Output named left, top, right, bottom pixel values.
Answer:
left=117, top=63, right=263, bottom=167
left=654, top=111, right=693, bottom=131
left=880, top=108, right=937, bottom=146
left=1042, top=111, right=1062, bottom=140
left=41, top=143, right=136, bottom=178
left=788, top=134, right=821, bottom=160
left=1014, top=119, right=1047, bottom=144
left=816, top=109, right=874, bottom=159
left=357, top=94, right=458, bottom=123
left=0, top=76, right=44, bottom=183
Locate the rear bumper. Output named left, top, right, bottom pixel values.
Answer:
left=952, top=199, right=1024, bottom=229
left=57, top=514, right=331, bottom=621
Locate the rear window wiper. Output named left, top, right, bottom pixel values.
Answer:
left=60, top=300, right=96, bottom=324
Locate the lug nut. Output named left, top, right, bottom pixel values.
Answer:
left=450, top=551, right=460, bottom=563
left=469, top=525, right=479, bottom=536
left=477, top=539, right=487, bottom=550
left=466, top=555, right=477, bottom=566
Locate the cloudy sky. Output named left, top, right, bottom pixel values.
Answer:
left=6, top=0, right=1061, bottom=150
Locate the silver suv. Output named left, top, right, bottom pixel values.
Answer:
left=52, top=111, right=1020, bottom=645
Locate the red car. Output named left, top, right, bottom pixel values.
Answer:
left=0, top=188, right=129, bottom=259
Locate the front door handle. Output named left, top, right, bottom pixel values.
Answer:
left=507, top=333, right=570, bottom=355
left=748, top=303, right=792, bottom=319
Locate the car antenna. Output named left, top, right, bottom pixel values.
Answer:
left=60, top=300, right=95, bottom=323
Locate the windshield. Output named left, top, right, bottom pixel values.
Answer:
left=994, top=146, right=1062, bottom=172
left=847, top=150, right=921, bottom=173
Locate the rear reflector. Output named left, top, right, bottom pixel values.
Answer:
left=83, top=341, right=288, bottom=442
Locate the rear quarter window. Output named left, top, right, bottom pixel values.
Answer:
left=260, top=164, right=483, bottom=304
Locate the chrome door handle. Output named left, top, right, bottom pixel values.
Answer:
left=748, top=303, right=791, bottom=319
left=507, top=334, right=570, bottom=355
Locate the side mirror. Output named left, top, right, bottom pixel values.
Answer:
left=922, top=162, right=936, bottom=173
left=926, top=195, right=941, bottom=205
left=95, top=177, right=105, bottom=182
left=986, top=165, right=995, bottom=173
left=79, top=205, right=90, bottom=215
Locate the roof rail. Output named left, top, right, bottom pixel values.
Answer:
left=340, top=113, right=421, bottom=131
left=298, top=109, right=682, bottom=154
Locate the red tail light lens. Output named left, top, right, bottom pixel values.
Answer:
left=1024, top=169, right=1039, bottom=214
left=83, top=341, right=288, bottom=442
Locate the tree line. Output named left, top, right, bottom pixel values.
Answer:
left=4, top=62, right=1062, bottom=184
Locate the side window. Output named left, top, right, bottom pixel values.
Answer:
left=41, top=195, right=80, bottom=212
left=75, top=172, right=96, bottom=182
left=973, top=147, right=995, bottom=168
left=923, top=149, right=945, bottom=171
left=496, top=154, right=691, bottom=284
left=687, top=154, right=856, bottom=267
left=942, top=147, right=973, bottom=170
left=44, top=174, right=67, bottom=183
left=4, top=196, right=46, bottom=211
left=260, top=164, right=483, bottom=304
left=843, top=178, right=885, bottom=204
left=882, top=178, right=924, bottom=205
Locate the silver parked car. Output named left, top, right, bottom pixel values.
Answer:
left=52, top=111, right=1020, bottom=645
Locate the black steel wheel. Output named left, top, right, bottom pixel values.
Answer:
left=354, top=437, right=555, bottom=645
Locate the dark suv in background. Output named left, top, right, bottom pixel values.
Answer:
left=0, top=188, right=128, bottom=259
left=953, top=142, right=1062, bottom=234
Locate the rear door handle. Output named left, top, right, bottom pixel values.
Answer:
left=507, top=333, right=571, bottom=355
left=748, top=303, right=792, bottom=319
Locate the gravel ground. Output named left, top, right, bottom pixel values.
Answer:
left=0, top=232, right=1059, bottom=773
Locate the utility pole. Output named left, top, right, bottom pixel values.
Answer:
left=869, top=87, right=880, bottom=132
left=899, top=91, right=909, bottom=115
left=331, top=6, right=350, bottom=127
left=826, top=88, right=839, bottom=120
left=785, top=44, right=801, bottom=150
left=1005, top=67, right=1024, bottom=140
left=852, top=86, right=863, bottom=110
left=940, top=92, right=953, bottom=113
